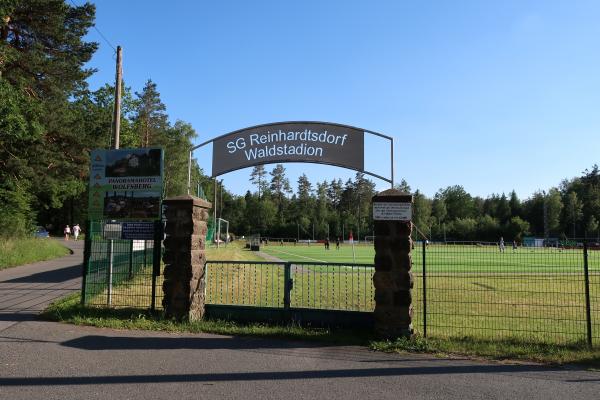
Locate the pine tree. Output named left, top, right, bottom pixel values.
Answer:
left=250, top=165, right=268, bottom=198
left=134, top=79, right=168, bottom=147
left=0, top=0, right=97, bottom=235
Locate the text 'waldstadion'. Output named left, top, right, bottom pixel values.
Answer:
left=226, top=130, right=349, bottom=160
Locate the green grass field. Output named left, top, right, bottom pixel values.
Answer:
left=261, top=243, right=595, bottom=272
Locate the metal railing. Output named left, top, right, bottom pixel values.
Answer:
left=412, top=242, right=600, bottom=346
left=205, top=261, right=374, bottom=312
left=81, top=221, right=161, bottom=310
left=80, top=232, right=600, bottom=347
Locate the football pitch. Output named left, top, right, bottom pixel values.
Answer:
left=260, top=243, right=595, bottom=273
left=260, top=243, right=375, bottom=264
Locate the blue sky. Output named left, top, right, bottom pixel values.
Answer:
left=83, top=0, right=600, bottom=199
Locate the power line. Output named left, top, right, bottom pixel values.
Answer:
left=68, top=0, right=117, bottom=52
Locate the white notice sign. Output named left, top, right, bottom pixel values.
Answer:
left=373, top=202, right=412, bottom=221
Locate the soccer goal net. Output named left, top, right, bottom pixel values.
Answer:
left=215, top=217, right=229, bottom=248
left=364, top=235, right=376, bottom=244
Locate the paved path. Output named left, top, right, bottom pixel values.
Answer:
left=0, top=239, right=83, bottom=331
left=1, top=239, right=599, bottom=399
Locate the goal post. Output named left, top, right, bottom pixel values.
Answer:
left=216, top=217, right=229, bottom=248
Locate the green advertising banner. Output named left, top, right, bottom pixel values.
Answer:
left=88, top=148, right=163, bottom=221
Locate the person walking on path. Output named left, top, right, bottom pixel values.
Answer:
left=64, top=225, right=71, bottom=241
left=499, top=236, right=505, bottom=253
left=73, top=224, right=81, bottom=241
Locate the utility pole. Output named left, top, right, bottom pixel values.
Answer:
left=112, top=46, right=123, bottom=149
left=543, top=191, right=549, bottom=241
left=572, top=202, right=576, bottom=239
left=220, top=179, right=224, bottom=219
left=213, top=178, right=217, bottom=245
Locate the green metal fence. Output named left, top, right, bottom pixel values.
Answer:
left=81, top=221, right=161, bottom=309
left=205, top=261, right=375, bottom=312
left=80, top=228, right=600, bottom=346
left=203, top=261, right=375, bottom=326
left=411, top=241, right=600, bottom=346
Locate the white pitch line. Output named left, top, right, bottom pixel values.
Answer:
left=267, top=248, right=328, bottom=263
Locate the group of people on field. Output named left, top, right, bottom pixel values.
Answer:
left=63, top=224, right=81, bottom=241
left=323, top=237, right=341, bottom=250
left=498, top=236, right=518, bottom=253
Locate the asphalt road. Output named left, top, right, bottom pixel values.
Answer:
left=1, top=239, right=599, bottom=399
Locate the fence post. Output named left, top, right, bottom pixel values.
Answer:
left=151, top=220, right=162, bottom=312
left=81, top=220, right=92, bottom=305
left=161, top=195, right=211, bottom=321
left=422, top=240, right=427, bottom=338
left=284, top=262, right=292, bottom=310
left=128, top=239, right=134, bottom=279
left=107, top=239, right=113, bottom=307
left=583, top=242, right=592, bottom=347
left=372, top=190, right=414, bottom=338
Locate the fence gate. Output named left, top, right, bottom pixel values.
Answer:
left=81, top=220, right=162, bottom=310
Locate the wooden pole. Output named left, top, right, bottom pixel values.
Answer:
left=112, top=46, right=123, bottom=149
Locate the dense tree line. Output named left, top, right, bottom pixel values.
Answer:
left=215, top=165, right=377, bottom=241
left=216, top=165, right=600, bottom=243
left=404, top=165, right=600, bottom=242
left=2, top=1, right=598, bottom=244
left=0, top=1, right=201, bottom=236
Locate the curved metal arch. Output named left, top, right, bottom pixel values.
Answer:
left=190, top=120, right=393, bottom=151
left=187, top=121, right=394, bottom=193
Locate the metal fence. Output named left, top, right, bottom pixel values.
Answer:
left=81, top=221, right=161, bottom=309
left=81, top=232, right=600, bottom=346
left=411, top=242, right=600, bottom=346
left=205, top=261, right=375, bottom=312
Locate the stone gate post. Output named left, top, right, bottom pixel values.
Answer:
left=162, top=195, right=211, bottom=321
left=372, top=189, right=414, bottom=338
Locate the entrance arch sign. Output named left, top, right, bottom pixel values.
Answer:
left=212, top=122, right=364, bottom=177
left=187, top=121, right=394, bottom=192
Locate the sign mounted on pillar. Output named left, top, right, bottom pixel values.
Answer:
left=211, top=122, right=364, bottom=177
left=373, top=201, right=412, bottom=221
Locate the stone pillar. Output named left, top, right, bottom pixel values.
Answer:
left=162, top=195, right=211, bottom=321
left=372, top=189, right=414, bottom=338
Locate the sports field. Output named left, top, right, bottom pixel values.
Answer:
left=260, top=243, right=595, bottom=273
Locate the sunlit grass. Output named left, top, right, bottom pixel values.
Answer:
left=0, top=237, right=70, bottom=270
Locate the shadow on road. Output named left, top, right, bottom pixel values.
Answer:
left=62, top=335, right=328, bottom=351
left=0, top=313, right=37, bottom=322
left=2, top=264, right=82, bottom=284
left=0, top=363, right=559, bottom=386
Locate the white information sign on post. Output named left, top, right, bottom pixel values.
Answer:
left=373, top=202, right=412, bottom=221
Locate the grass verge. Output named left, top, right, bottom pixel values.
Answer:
left=372, top=336, right=600, bottom=368
left=0, top=237, right=70, bottom=270
left=42, top=293, right=369, bottom=345
left=44, top=293, right=600, bottom=368
left=205, top=241, right=267, bottom=261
